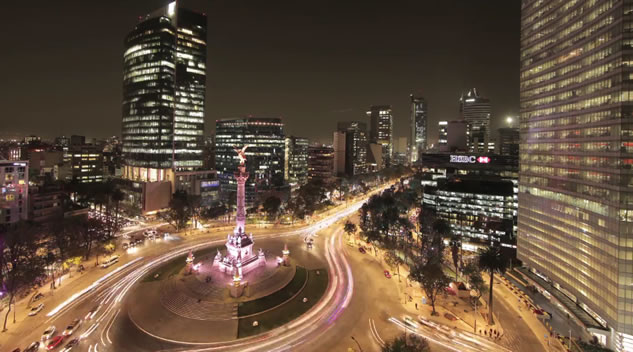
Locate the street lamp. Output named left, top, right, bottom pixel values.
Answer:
left=350, top=336, right=363, bottom=352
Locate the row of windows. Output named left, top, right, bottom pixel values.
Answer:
left=524, top=92, right=633, bottom=120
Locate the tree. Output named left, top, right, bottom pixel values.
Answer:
left=160, top=190, right=192, bottom=231
left=409, top=257, right=450, bottom=316
left=110, top=188, right=125, bottom=233
left=462, top=261, right=486, bottom=310
left=47, top=218, right=78, bottom=287
left=384, top=250, right=405, bottom=282
left=0, top=223, right=46, bottom=331
left=262, top=196, right=282, bottom=220
left=343, top=221, right=357, bottom=242
left=478, top=246, right=509, bottom=325
left=76, top=217, right=108, bottom=261
left=449, top=236, right=461, bottom=281
left=382, top=333, right=430, bottom=352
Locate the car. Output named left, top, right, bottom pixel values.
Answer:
left=33, top=292, right=45, bottom=302
left=403, top=316, right=419, bottom=329
left=11, top=348, right=20, bottom=352
left=63, top=319, right=82, bottom=336
left=60, top=338, right=79, bottom=352
left=84, top=305, right=99, bottom=321
left=100, top=255, right=119, bottom=268
left=358, top=247, right=366, bottom=254
left=24, top=342, right=40, bottom=352
left=122, top=242, right=129, bottom=250
left=41, top=325, right=56, bottom=340
left=46, top=336, right=64, bottom=350
left=29, top=303, right=44, bottom=316
left=384, top=270, right=391, bottom=279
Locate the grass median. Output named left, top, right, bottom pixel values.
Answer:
left=141, top=246, right=219, bottom=282
left=237, top=268, right=329, bottom=338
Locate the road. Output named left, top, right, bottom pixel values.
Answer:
left=2, top=191, right=375, bottom=352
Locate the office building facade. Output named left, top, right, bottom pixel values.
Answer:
left=367, top=105, right=393, bottom=167
left=519, top=1, right=633, bottom=350
left=0, top=160, right=28, bottom=225
left=410, top=95, right=428, bottom=163
left=460, top=88, right=491, bottom=154
left=121, top=1, right=206, bottom=180
left=335, top=122, right=368, bottom=176
left=215, top=118, right=285, bottom=205
left=498, top=127, right=520, bottom=157
left=284, top=136, right=309, bottom=189
left=308, top=145, right=334, bottom=181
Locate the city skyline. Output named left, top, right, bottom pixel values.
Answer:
left=1, top=0, right=520, bottom=145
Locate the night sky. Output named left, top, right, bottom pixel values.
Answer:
left=1, top=0, right=520, bottom=145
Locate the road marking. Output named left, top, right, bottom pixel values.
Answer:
left=369, top=318, right=385, bottom=347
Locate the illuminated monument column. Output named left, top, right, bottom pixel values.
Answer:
left=234, top=146, right=249, bottom=233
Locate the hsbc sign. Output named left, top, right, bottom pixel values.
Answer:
left=450, top=155, right=490, bottom=164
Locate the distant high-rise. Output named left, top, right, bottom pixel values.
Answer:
left=215, top=118, right=285, bottom=205
left=437, top=121, right=448, bottom=150
left=0, top=160, right=28, bottom=225
left=284, top=136, right=309, bottom=189
left=335, top=122, right=367, bottom=176
left=367, top=105, right=393, bottom=167
left=520, top=1, right=633, bottom=350
left=307, top=145, right=334, bottom=182
left=409, top=95, right=427, bottom=163
left=460, top=89, right=491, bottom=154
left=497, top=127, right=519, bottom=157
left=121, top=1, right=206, bottom=180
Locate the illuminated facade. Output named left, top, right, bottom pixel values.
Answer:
left=367, top=105, right=393, bottom=167
left=438, top=121, right=448, bottom=149
left=423, top=177, right=516, bottom=253
left=460, top=89, right=491, bottom=154
left=284, top=136, right=309, bottom=189
left=307, top=145, right=334, bottom=181
left=121, top=1, right=206, bottom=180
left=69, top=144, right=104, bottom=184
left=336, top=121, right=368, bottom=176
left=519, top=1, right=633, bottom=350
left=215, top=118, right=285, bottom=205
left=410, top=95, right=427, bottom=163
left=0, top=160, right=28, bottom=225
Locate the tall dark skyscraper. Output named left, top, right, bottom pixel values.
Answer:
left=460, top=88, right=491, bottom=154
left=409, top=95, right=427, bottom=163
left=121, top=1, right=206, bottom=182
left=367, top=105, right=393, bottom=167
left=215, top=118, right=285, bottom=205
left=334, top=122, right=367, bottom=176
left=519, top=1, right=633, bottom=350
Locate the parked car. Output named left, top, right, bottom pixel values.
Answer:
left=24, top=342, right=40, bottom=352
left=63, top=319, right=82, bottom=336
left=384, top=270, right=391, bottom=279
left=29, top=303, right=44, bottom=316
left=46, top=336, right=64, bottom=350
left=33, top=292, right=44, bottom=302
left=41, top=325, right=56, bottom=340
left=403, top=316, right=419, bottom=329
left=358, top=247, right=366, bottom=254
left=444, top=312, right=458, bottom=321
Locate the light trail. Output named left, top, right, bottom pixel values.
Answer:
left=46, top=257, right=144, bottom=318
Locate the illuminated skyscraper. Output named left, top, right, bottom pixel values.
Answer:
left=215, top=118, right=285, bottom=205
left=367, top=105, right=393, bottom=167
left=336, top=121, right=368, bottom=176
left=284, top=136, right=309, bottom=189
left=121, top=1, right=206, bottom=181
left=410, top=95, right=427, bottom=163
left=519, top=1, right=633, bottom=350
left=460, top=88, right=491, bottom=154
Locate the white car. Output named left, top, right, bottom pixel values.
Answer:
left=41, top=325, right=56, bottom=340
left=403, top=316, right=419, bottom=329
left=63, top=318, right=82, bottom=336
left=28, top=303, right=44, bottom=316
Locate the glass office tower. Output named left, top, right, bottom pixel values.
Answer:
left=410, top=95, right=427, bottom=163
left=460, top=88, right=491, bottom=154
left=215, top=118, right=285, bottom=205
left=367, top=105, right=393, bottom=167
left=519, top=1, right=633, bottom=350
left=121, top=1, right=206, bottom=182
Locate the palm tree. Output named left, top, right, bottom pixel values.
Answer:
left=478, top=246, right=509, bottom=325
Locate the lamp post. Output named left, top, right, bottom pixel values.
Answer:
left=350, top=336, right=363, bottom=352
